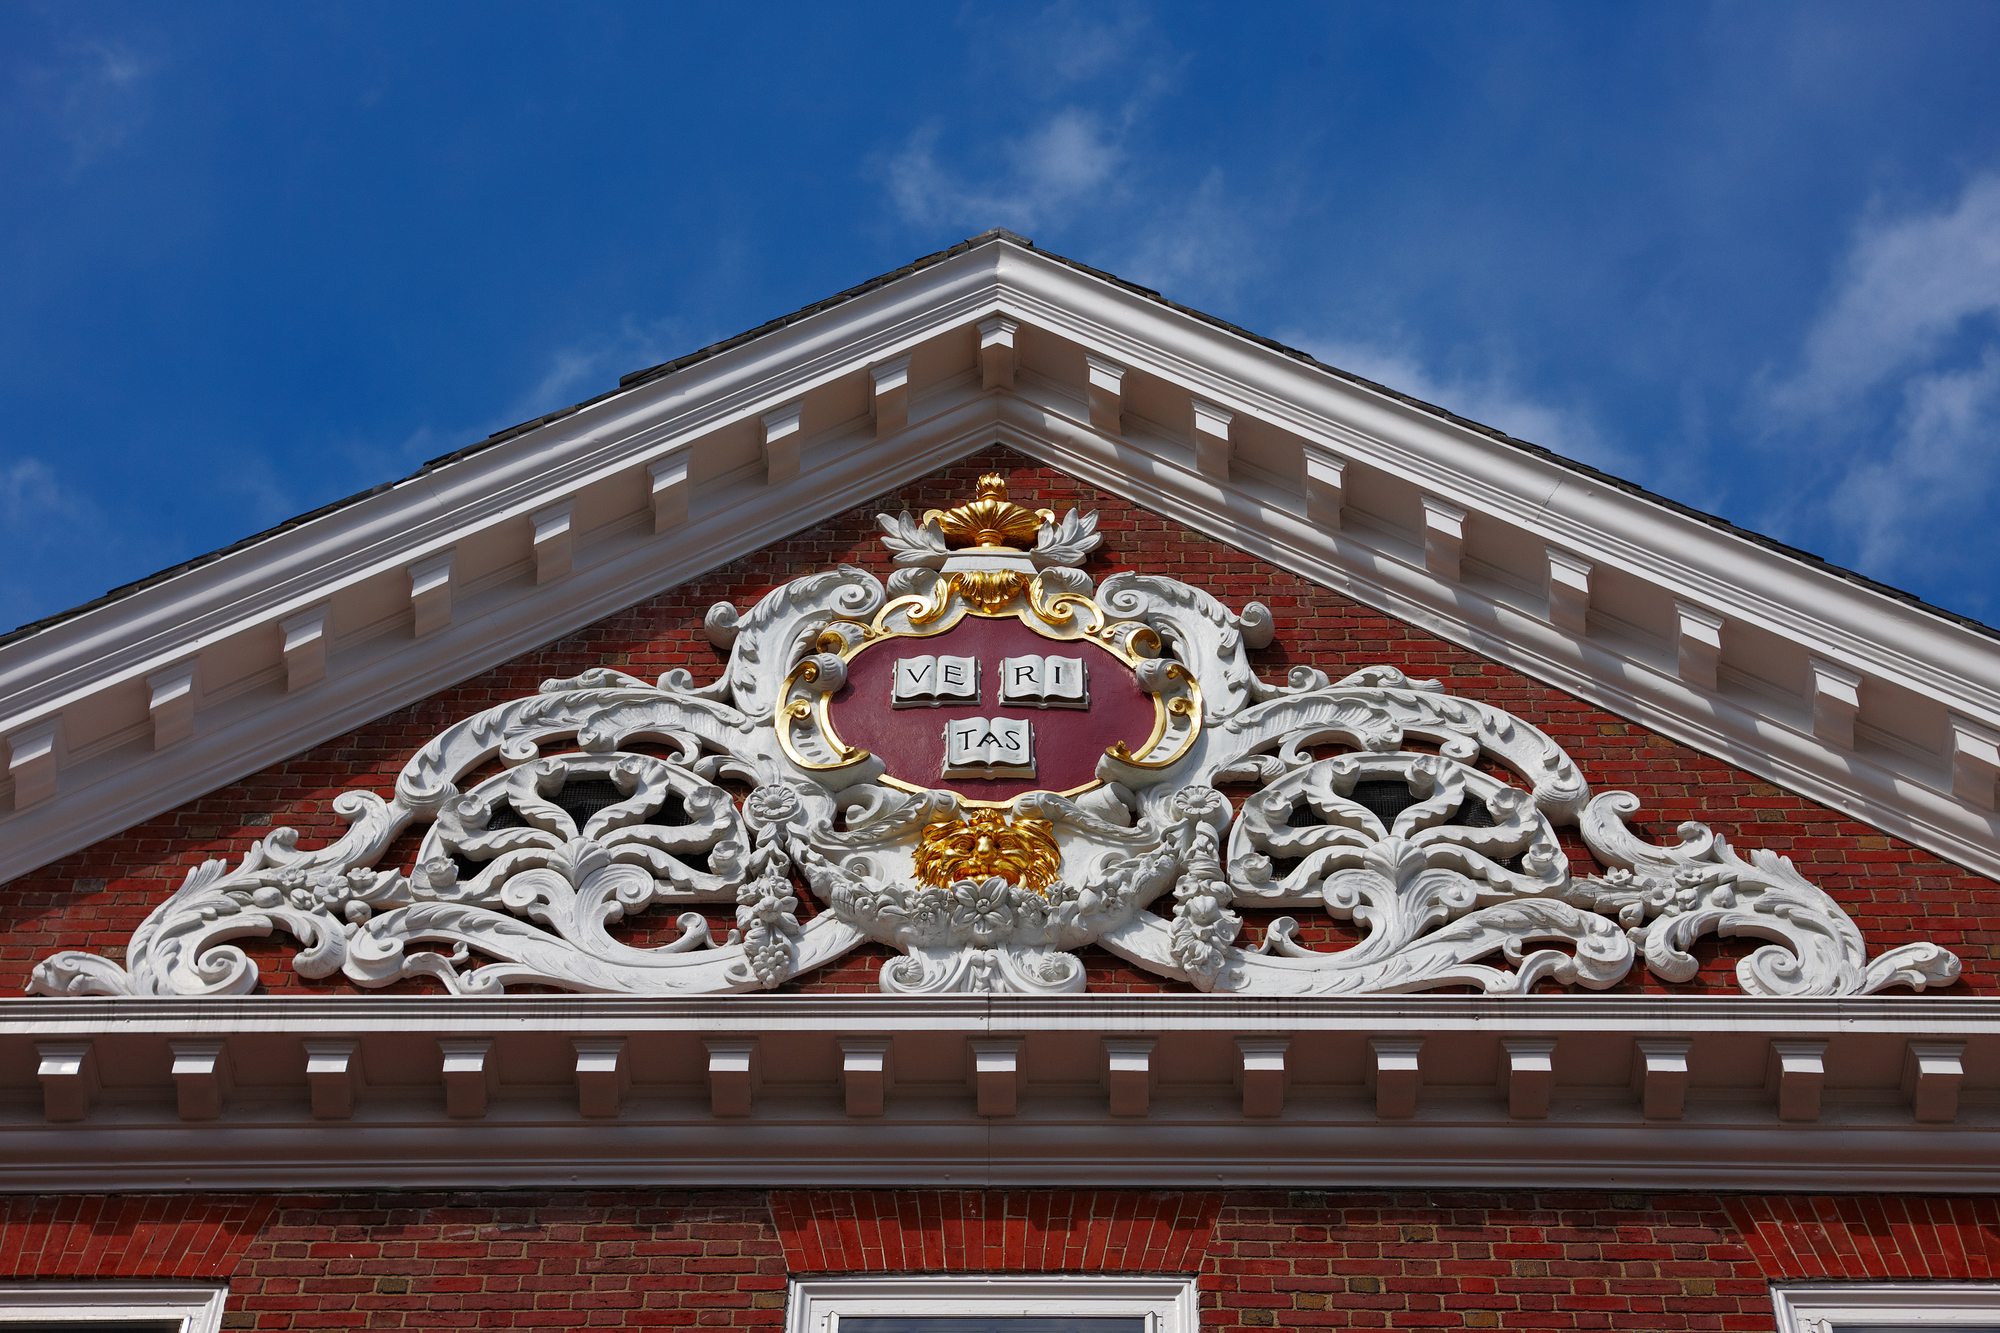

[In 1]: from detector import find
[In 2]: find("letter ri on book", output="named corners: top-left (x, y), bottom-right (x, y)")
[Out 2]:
top-left (943, 717), bottom-right (1034, 779)
top-left (999, 654), bottom-right (1087, 708)
top-left (891, 655), bottom-right (979, 707)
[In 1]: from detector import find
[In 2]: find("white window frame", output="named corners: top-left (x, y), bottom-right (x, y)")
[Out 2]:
top-left (786, 1275), bottom-right (1200, 1333)
top-left (0, 1283), bottom-right (228, 1332)
top-left (1773, 1281), bottom-right (2000, 1332)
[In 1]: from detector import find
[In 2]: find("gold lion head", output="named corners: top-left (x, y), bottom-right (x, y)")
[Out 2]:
top-left (913, 810), bottom-right (1060, 893)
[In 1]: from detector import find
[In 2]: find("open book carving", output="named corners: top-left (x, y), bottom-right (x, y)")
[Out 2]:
top-left (891, 655), bottom-right (980, 708)
top-left (942, 716), bottom-right (1035, 779)
top-left (997, 654), bottom-right (1088, 709)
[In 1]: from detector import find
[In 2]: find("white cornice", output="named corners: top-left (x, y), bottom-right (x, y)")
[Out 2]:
top-left (6, 992), bottom-right (2000, 1032)
top-left (2, 995), bottom-right (1998, 1193)
top-left (1, 236), bottom-right (1997, 885)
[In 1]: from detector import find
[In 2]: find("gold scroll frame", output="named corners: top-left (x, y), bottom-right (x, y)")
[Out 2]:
top-left (774, 575), bottom-right (1203, 808)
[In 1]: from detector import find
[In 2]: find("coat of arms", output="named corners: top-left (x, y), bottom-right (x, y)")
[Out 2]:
top-left (28, 472), bottom-right (1961, 998)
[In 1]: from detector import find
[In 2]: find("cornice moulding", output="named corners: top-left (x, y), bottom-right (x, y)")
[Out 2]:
top-left (4, 993), bottom-right (2000, 1194)
top-left (7, 993), bottom-right (2000, 1033)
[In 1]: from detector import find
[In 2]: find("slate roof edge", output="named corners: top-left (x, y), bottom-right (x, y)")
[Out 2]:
top-left (6, 228), bottom-right (1990, 650)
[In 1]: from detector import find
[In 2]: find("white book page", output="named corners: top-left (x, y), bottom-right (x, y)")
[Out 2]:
top-left (1044, 656), bottom-right (1085, 699)
top-left (891, 656), bottom-right (938, 701)
top-left (999, 654), bottom-right (1045, 704)
top-left (935, 655), bottom-right (978, 701)
top-left (942, 716), bottom-right (1034, 775)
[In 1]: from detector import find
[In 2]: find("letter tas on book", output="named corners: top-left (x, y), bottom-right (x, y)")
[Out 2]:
top-left (942, 716), bottom-right (1035, 779)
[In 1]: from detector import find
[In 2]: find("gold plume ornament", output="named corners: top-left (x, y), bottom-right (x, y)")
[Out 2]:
top-left (925, 474), bottom-right (1054, 549)
top-left (913, 810), bottom-right (1061, 893)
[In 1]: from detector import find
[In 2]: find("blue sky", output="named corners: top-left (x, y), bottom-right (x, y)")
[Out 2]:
top-left (5, 2), bottom-right (2000, 630)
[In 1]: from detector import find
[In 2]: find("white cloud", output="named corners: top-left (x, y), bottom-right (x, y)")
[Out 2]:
top-left (975, 3), bottom-right (1167, 97)
top-left (500, 315), bottom-right (692, 427)
top-left (1766, 174), bottom-right (2000, 578)
top-left (1034, 5), bottom-right (1152, 86)
top-left (1117, 167), bottom-right (1265, 304)
top-left (0, 457), bottom-right (93, 537)
top-left (883, 108), bottom-right (1126, 234)
top-left (877, 3), bottom-right (1179, 238)
top-left (17, 33), bottom-right (162, 170)
top-left (1769, 174), bottom-right (2000, 416)
top-left (1827, 347), bottom-right (2000, 572)
top-left (1289, 337), bottom-right (1627, 475)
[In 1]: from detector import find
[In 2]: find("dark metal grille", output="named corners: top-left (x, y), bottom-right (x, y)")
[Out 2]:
top-left (550, 778), bottom-right (628, 825)
top-left (451, 778), bottom-right (706, 883)
top-left (1285, 779), bottom-right (1498, 829)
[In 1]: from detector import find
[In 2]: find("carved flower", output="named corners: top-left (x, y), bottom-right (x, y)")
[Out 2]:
top-left (415, 857), bottom-right (459, 892)
top-left (745, 784), bottom-right (801, 826)
top-left (950, 877), bottom-right (1016, 944)
top-left (1171, 785), bottom-right (1230, 824)
top-left (909, 886), bottom-right (952, 929)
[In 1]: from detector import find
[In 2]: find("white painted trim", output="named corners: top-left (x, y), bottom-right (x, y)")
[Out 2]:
top-left (144, 661), bottom-right (198, 750)
top-left (871, 354), bottom-right (912, 438)
top-left (277, 604), bottom-right (328, 692)
top-left (978, 315), bottom-right (1018, 390)
top-left (2, 236), bottom-right (1999, 887)
top-left (786, 1276), bottom-right (1200, 1333)
top-left (1674, 600), bottom-right (1725, 691)
top-left (763, 401), bottom-right (805, 484)
top-left (0, 1282), bottom-right (227, 1331)
top-left (1301, 441), bottom-right (1344, 529)
top-left (1421, 494), bottom-right (1466, 581)
top-left (647, 449), bottom-right (692, 532)
top-left (1191, 397), bottom-right (1233, 480)
top-left (1085, 353), bottom-right (1126, 435)
top-left (1772, 1281), bottom-right (2000, 1332)
top-left (1810, 656), bottom-right (1864, 749)
top-left (2, 993), bottom-right (1998, 1193)
top-left (5, 716), bottom-right (62, 810)
top-left (407, 548), bottom-right (454, 638)
top-left (1544, 546), bottom-right (1593, 636)
top-left (8, 990), bottom-right (2000, 1035)
top-left (1953, 713), bottom-right (2000, 811)
top-left (529, 499), bottom-right (575, 584)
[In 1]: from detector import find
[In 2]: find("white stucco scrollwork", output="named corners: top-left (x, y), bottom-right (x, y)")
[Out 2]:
top-left (26, 483), bottom-right (1964, 1000)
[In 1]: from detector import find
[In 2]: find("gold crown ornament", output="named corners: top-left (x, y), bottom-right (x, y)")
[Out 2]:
top-left (924, 474), bottom-right (1055, 550)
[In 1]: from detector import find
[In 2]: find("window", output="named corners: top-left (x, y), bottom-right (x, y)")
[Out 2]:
top-left (838, 1322), bottom-right (1143, 1332)
top-left (0, 1284), bottom-right (227, 1333)
top-left (1773, 1282), bottom-right (2000, 1332)
top-left (786, 1277), bottom-right (1199, 1333)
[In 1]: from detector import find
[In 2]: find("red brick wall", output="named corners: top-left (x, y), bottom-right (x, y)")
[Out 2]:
top-left (0, 1193), bottom-right (273, 1280)
top-left (3, 446), bottom-right (1993, 995)
top-left (232, 1191), bottom-right (781, 1329)
top-left (769, 1190), bottom-right (1222, 1274)
top-left (7, 1188), bottom-right (1997, 1330)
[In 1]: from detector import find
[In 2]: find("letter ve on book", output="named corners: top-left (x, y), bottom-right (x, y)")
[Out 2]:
top-left (942, 717), bottom-right (1035, 779)
top-left (891, 654), bottom-right (980, 708)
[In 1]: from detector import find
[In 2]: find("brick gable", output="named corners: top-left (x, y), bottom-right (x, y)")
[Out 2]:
top-left (4, 446), bottom-right (1991, 996)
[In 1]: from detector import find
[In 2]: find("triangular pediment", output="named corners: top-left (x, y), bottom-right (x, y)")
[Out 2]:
top-left (2, 230), bottom-right (1997, 884)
